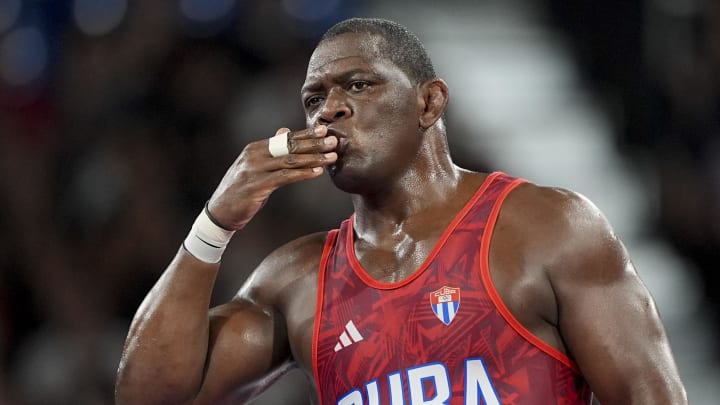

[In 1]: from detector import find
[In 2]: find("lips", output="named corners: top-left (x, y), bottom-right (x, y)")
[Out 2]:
top-left (325, 127), bottom-right (347, 175)
top-left (326, 127), bottom-right (347, 155)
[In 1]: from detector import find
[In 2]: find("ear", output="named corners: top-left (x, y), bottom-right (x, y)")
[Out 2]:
top-left (417, 78), bottom-right (449, 129)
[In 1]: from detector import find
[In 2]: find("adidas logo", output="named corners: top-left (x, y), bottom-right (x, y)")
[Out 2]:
top-left (334, 320), bottom-right (364, 352)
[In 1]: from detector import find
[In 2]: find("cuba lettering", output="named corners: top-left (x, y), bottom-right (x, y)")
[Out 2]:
top-left (336, 358), bottom-right (500, 405)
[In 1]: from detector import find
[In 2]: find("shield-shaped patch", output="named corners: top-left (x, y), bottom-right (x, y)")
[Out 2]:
top-left (430, 286), bottom-right (461, 325)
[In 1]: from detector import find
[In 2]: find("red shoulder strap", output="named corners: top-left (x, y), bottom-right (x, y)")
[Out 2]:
top-left (312, 228), bottom-right (340, 402)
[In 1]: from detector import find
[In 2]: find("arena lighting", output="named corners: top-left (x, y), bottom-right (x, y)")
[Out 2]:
top-left (0, 0), bottom-right (21, 34)
top-left (0, 26), bottom-right (47, 86)
top-left (73, 0), bottom-right (127, 36)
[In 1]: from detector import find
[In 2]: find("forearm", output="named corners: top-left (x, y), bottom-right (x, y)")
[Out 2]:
top-left (114, 125), bottom-right (333, 402)
top-left (116, 248), bottom-right (219, 404)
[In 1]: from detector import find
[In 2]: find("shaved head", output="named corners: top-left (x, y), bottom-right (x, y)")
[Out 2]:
top-left (319, 18), bottom-right (437, 85)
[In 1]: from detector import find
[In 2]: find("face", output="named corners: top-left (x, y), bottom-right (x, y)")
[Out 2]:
top-left (301, 33), bottom-right (423, 194)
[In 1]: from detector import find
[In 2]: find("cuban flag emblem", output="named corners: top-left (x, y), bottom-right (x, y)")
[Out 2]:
top-left (430, 286), bottom-right (461, 325)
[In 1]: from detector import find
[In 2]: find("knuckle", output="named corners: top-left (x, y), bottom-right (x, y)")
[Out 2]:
top-left (284, 155), bottom-right (299, 166)
top-left (244, 142), bottom-right (266, 158)
top-left (249, 139), bottom-right (266, 151)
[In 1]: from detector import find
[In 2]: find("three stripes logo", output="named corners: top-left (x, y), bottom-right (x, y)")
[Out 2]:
top-left (334, 320), bottom-right (364, 352)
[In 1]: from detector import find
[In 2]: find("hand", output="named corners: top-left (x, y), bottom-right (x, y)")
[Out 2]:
top-left (206, 125), bottom-right (337, 230)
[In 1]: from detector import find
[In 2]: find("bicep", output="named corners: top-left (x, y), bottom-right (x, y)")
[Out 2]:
top-left (194, 299), bottom-right (292, 404)
top-left (553, 236), bottom-right (685, 404)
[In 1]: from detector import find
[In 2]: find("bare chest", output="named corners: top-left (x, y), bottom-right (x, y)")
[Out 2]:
top-left (355, 236), bottom-right (437, 283)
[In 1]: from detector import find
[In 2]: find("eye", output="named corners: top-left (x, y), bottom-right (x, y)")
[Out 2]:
top-left (349, 81), bottom-right (370, 92)
top-left (304, 95), bottom-right (324, 109)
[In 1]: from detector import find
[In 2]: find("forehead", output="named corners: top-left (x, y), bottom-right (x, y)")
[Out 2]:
top-left (305, 33), bottom-right (396, 82)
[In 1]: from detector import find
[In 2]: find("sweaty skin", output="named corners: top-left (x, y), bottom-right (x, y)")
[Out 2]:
top-left (116, 31), bottom-right (687, 405)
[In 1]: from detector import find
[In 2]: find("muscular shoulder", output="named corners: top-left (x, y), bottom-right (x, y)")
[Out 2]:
top-left (235, 231), bottom-right (331, 309)
top-left (502, 182), bottom-right (623, 277)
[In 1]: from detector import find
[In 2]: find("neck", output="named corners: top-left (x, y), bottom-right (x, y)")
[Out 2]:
top-left (350, 137), bottom-right (463, 241)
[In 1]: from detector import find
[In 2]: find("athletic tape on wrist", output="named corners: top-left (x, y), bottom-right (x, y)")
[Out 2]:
top-left (183, 208), bottom-right (235, 263)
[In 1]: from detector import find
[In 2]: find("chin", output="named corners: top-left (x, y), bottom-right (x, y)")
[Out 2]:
top-left (328, 165), bottom-right (383, 196)
top-left (329, 171), bottom-right (358, 194)
top-left (329, 166), bottom-right (364, 194)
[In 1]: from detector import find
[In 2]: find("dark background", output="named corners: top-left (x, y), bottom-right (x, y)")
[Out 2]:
top-left (0, 0), bottom-right (717, 403)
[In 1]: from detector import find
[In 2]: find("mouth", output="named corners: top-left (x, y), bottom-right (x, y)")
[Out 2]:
top-left (325, 127), bottom-right (346, 143)
top-left (326, 127), bottom-right (348, 153)
top-left (326, 127), bottom-right (347, 173)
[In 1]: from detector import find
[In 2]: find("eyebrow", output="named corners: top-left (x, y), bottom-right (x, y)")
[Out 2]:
top-left (301, 68), bottom-right (376, 95)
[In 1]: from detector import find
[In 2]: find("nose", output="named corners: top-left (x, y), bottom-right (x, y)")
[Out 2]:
top-left (317, 87), bottom-right (351, 124)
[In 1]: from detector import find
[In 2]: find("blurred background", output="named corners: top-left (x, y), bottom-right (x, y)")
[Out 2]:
top-left (0, 0), bottom-right (718, 403)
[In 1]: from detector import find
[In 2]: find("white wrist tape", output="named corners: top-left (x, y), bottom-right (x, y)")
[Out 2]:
top-left (183, 208), bottom-right (235, 263)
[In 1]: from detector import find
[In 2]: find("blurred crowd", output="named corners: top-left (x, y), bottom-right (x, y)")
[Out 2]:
top-left (0, 0), bottom-right (717, 404)
top-left (0, 1), bottom-right (357, 403)
top-left (547, 0), bottom-right (720, 329)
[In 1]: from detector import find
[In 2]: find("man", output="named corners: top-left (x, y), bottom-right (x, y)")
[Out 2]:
top-left (116, 18), bottom-right (687, 404)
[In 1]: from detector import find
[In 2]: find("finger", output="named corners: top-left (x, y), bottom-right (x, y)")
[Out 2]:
top-left (269, 151), bottom-right (338, 170)
top-left (266, 166), bottom-right (326, 189)
top-left (298, 125), bottom-right (328, 139)
top-left (270, 126), bottom-right (330, 157)
top-left (288, 134), bottom-right (337, 155)
top-left (285, 125), bottom-right (327, 141)
top-left (275, 127), bottom-right (290, 136)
